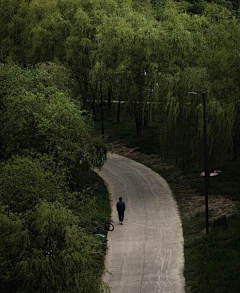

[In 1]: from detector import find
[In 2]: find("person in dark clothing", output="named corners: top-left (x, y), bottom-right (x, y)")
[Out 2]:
top-left (116, 197), bottom-right (125, 225)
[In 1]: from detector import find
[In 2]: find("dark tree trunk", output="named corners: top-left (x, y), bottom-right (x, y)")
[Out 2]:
top-left (233, 139), bottom-right (238, 160)
top-left (143, 103), bottom-right (149, 128)
top-left (108, 86), bottom-right (112, 112)
top-left (91, 82), bottom-right (98, 122)
top-left (83, 81), bottom-right (88, 109)
top-left (100, 82), bottom-right (104, 138)
top-left (134, 93), bottom-right (143, 137)
top-left (135, 118), bottom-right (142, 137)
top-left (134, 104), bottom-right (142, 137)
top-left (91, 97), bottom-right (96, 122)
top-left (74, 73), bottom-right (88, 109)
top-left (117, 98), bottom-right (121, 124)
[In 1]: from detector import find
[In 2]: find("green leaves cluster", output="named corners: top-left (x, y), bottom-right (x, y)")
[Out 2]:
top-left (1, 0), bottom-right (240, 168)
top-left (155, 1), bottom-right (240, 169)
top-left (0, 201), bottom-right (106, 293)
top-left (0, 156), bottom-right (64, 214)
top-left (0, 64), bottom-right (107, 168)
top-left (0, 64), bottom-right (108, 292)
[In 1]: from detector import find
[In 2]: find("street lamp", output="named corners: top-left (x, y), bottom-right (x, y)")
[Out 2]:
top-left (188, 92), bottom-right (209, 234)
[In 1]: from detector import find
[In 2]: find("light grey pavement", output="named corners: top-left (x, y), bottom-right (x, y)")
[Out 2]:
top-left (95, 153), bottom-right (185, 293)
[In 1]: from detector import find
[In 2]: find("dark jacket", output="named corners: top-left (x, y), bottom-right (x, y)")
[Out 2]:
top-left (116, 201), bottom-right (125, 213)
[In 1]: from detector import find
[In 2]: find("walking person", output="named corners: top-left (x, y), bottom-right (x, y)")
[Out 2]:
top-left (116, 197), bottom-right (125, 225)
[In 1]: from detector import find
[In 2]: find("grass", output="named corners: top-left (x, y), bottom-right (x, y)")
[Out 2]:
top-left (185, 215), bottom-right (240, 293)
top-left (186, 158), bottom-right (240, 202)
top-left (79, 168), bottom-right (111, 222)
top-left (70, 164), bottom-right (111, 224)
top-left (71, 165), bottom-right (111, 283)
top-left (94, 104), bottom-right (160, 154)
top-left (94, 105), bottom-right (240, 293)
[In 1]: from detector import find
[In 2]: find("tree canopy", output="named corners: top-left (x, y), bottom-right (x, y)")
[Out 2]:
top-left (1, 0), bottom-right (240, 290)
top-left (0, 63), bottom-right (108, 292)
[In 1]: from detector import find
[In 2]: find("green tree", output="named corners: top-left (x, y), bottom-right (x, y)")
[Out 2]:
top-left (156, 1), bottom-right (240, 169)
top-left (0, 0), bottom-right (69, 64)
top-left (94, 6), bottom-right (159, 136)
top-left (64, 3), bottom-right (95, 108)
top-left (0, 65), bottom-right (107, 168)
top-left (0, 202), bottom-right (108, 293)
top-left (0, 156), bottom-right (65, 214)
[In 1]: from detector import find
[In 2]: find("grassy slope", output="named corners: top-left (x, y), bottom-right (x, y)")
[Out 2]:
top-left (95, 106), bottom-right (240, 293)
top-left (76, 168), bottom-right (111, 289)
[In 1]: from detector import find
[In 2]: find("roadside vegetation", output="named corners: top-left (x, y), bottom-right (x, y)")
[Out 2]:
top-left (0, 65), bottom-right (110, 292)
top-left (96, 104), bottom-right (240, 293)
top-left (1, 0), bottom-right (240, 292)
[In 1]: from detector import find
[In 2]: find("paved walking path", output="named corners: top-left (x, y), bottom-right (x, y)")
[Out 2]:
top-left (95, 154), bottom-right (185, 293)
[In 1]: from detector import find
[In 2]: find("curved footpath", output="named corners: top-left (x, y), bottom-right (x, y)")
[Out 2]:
top-left (95, 153), bottom-right (185, 293)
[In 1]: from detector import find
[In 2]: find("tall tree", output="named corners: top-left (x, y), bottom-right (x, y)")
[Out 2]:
top-left (0, 65), bottom-right (107, 168)
top-left (0, 202), bottom-right (108, 293)
top-left (94, 6), bottom-right (159, 136)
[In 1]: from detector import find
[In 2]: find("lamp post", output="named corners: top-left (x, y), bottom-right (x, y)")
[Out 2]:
top-left (188, 92), bottom-right (209, 234)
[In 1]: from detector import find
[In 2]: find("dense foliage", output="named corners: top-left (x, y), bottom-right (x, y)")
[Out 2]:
top-left (0, 64), bottom-right (109, 292)
top-left (1, 0), bottom-right (240, 170)
top-left (1, 0), bottom-right (240, 292)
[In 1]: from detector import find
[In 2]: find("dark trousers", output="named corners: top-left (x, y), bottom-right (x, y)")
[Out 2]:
top-left (118, 211), bottom-right (124, 222)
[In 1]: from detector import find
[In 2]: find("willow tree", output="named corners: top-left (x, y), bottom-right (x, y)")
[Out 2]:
top-left (0, 0), bottom-right (23, 63)
top-left (155, 1), bottom-right (240, 169)
top-left (0, 202), bottom-right (109, 293)
top-left (194, 3), bottom-right (240, 162)
top-left (64, 1), bottom-right (96, 108)
top-left (0, 156), bottom-right (65, 214)
top-left (0, 64), bottom-right (109, 292)
top-left (0, 0), bottom-right (69, 65)
top-left (92, 5), bottom-right (132, 122)
top-left (93, 4), bottom-right (160, 136)
top-left (155, 1), bottom-right (206, 167)
top-left (154, 1), bottom-right (200, 167)
top-left (0, 65), bottom-right (107, 169)
top-left (0, 0), bottom-right (95, 107)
